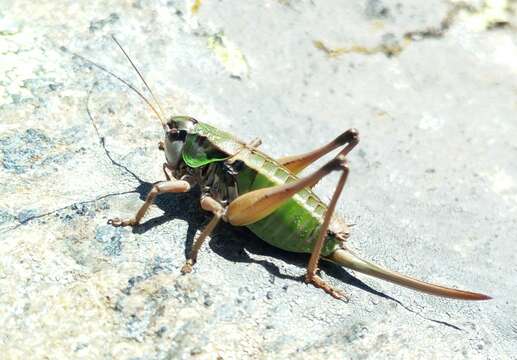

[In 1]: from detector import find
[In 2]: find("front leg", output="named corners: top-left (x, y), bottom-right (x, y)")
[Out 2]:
top-left (108, 179), bottom-right (191, 227)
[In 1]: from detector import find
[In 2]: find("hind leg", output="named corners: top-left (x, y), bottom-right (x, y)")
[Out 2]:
top-left (225, 156), bottom-right (347, 226)
top-left (305, 157), bottom-right (350, 300)
top-left (278, 128), bottom-right (358, 175)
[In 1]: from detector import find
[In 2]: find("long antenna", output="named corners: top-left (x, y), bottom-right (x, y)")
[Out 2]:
top-left (61, 46), bottom-right (166, 127)
top-left (111, 35), bottom-right (167, 124)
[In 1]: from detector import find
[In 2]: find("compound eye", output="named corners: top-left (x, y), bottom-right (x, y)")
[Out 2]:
top-left (177, 129), bottom-right (187, 141)
top-left (168, 129), bottom-right (187, 141)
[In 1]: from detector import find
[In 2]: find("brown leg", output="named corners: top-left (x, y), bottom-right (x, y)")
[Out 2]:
top-left (108, 179), bottom-right (191, 227)
top-left (162, 162), bottom-right (173, 181)
top-left (181, 196), bottom-right (225, 274)
top-left (305, 156), bottom-right (350, 300)
top-left (226, 156), bottom-right (346, 226)
top-left (278, 128), bottom-right (359, 175)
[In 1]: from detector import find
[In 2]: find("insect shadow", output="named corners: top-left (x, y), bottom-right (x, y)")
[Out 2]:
top-left (130, 179), bottom-right (393, 301)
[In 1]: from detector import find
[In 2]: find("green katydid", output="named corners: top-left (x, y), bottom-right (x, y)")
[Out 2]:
top-left (94, 37), bottom-right (490, 301)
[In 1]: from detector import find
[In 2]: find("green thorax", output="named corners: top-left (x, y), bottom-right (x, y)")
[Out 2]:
top-left (181, 121), bottom-right (245, 168)
top-left (182, 121), bottom-right (340, 256)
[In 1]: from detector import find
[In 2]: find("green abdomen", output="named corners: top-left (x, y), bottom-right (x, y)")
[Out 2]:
top-left (234, 150), bottom-right (339, 256)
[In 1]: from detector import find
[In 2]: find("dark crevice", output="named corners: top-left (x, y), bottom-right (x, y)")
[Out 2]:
top-left (403, 2), bottom-right (477, 41)
top-left (395, 299), bottom-right (463, 331)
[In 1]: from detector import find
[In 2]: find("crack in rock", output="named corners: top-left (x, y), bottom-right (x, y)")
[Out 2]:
top-left (0, 190), bottom-right (137, 234)
top-left (314, 1), bottom-right (515, 58)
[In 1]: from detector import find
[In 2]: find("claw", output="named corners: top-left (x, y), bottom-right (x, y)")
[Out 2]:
top-left (181, 260), bottom-right (194, 274)
top-left (107, 218), bottom-right (136, 227)
top-left (107, 218), bottom-right (121, 226)
top-left (305, 274), bottom-right (349, 302)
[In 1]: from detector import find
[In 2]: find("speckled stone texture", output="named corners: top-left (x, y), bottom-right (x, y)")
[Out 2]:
top-left (1, 1), bottom-right (516, 359)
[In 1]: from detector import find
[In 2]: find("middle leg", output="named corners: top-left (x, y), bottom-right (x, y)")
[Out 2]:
top-left (181, 195), bottom-right (225, 274)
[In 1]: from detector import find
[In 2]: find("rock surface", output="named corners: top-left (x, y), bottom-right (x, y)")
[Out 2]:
top-left (1, 0), bottom-right (516, 358)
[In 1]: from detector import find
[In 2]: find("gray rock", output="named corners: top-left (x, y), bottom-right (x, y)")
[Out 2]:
top-left (1, 129), bottom-right (52, 174)
top-left (95, 225), bottom-right (124, 257)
